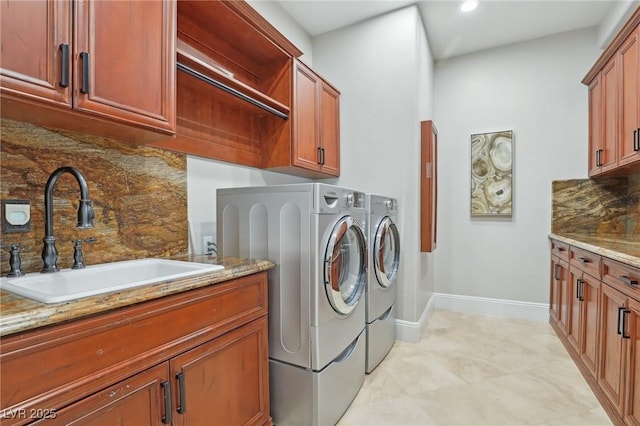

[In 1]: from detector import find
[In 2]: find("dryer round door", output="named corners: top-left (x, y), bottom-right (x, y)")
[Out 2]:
top-left (374, 216), bottom-right (400, 288)
top-left (324, 215), bottom-right (367, 316)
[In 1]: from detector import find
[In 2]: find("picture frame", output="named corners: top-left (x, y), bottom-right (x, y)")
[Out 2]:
top-left (470, 130), bottom-right (513, 217)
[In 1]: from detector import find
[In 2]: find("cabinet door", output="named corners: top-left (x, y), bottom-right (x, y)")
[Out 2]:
top-left (580, 273), bottom-right (600, 378)
top-left (618, 25), bottom-right (640, 167)
top-left (550, 256), bottom-right (566, 325)
top-left (626, 297), bottom-right (640, 426)
top-left (37, 363), bottom-right (170, 426)
top-left (74, 0), bottom-right (175, 132)
top-left (319, 82), bottom-right (340, 175)
top-left (588, 74), bottom-right (603, 176)
top-left (421, 120), bottom-right (438, 253)
top-left (557, 259), bottom-right (571, 335)
top-left (0, 0), bottom-right (71, 106)
top-left (293, 61), bottom-right (321, 172)
top-left (599, 284), bottom-right (628, 415)
top-left (171, 317), bottom-right (270, 426)
top-left (567, 269), bottom-right (582, 353)
top-left (601, 57), bottom-right (619, 173)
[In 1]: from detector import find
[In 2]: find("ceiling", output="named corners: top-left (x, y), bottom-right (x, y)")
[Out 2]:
top-left (276, 0), bottom-right (616, 60)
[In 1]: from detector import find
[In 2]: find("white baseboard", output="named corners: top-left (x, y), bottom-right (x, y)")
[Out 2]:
top-left (395, 295), bottom-right (435, 342)
top-left (432, 292), bottom-right (548, 323)
top-left (395, 293), bottom-right (548, 343)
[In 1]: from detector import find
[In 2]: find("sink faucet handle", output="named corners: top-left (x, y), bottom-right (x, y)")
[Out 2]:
top-left (2, 243), bottom-right (24, 277)
top-left (72, 237), bottom-right (96, 270)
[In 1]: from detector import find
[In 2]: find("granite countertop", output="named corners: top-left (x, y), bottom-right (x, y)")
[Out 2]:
top-left (0, 256), bottom-right (274, 337)
top-left (549, 233), bottom-right (640, 268)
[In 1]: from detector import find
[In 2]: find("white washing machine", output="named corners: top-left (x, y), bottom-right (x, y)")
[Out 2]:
top-left (217, 183), bottom-right (367, 426)
top-left (364, 194), bottom-right (400, 373)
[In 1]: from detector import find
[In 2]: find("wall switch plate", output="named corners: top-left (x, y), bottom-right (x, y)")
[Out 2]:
top-left (203, 236), bottom-right (216, 255)
top-left (2, 199), bottom-right (31, 233)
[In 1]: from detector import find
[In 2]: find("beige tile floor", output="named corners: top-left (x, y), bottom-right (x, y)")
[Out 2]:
top-left (337, 309), bottom-right (612, 426)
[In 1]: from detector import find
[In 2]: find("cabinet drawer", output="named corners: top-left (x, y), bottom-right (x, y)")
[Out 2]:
top-left (570, 246), bottom-right (602, 279)
top-left (0, 272), bottom-right (268, 422)
top-left (603, 257), bottom-right (640, 300)
top-left (551, 239), bottom-right (570, 262)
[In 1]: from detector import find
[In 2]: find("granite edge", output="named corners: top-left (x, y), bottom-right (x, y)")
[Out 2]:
top-left (549, 233), bottom-right (640, 269)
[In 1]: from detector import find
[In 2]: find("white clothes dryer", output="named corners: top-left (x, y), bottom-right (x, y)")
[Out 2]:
top-left (364, 194), bottom-right (400, 373)
top-left (217, 183), bottom-right (367, 426)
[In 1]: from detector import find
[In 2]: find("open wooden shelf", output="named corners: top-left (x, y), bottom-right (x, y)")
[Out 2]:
top-left (150, 0), bottom-right (301, 167)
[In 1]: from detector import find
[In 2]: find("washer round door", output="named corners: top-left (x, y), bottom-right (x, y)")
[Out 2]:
top-left (324, 215), bottom-right (367, 316)
top-left (374, 216), bottom-right (400, 288)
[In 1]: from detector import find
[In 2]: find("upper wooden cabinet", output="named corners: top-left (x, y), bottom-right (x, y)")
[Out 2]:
top-left (584, 7), bottom-right (640, 177)
top-left (263, 59), bottom-right (340, 178)
top-left (150, 0), bottom-right (299, 168)
top-left (150, 1), bottom-right (341, 178)
top-left (0, 0), bottom-right (176, 144)
top-left (619, 23), bottom-right (640, 168)
top-left (292, 59), bottom-right (340, 177)
top-left (0, 0), bottom-right (72, 106)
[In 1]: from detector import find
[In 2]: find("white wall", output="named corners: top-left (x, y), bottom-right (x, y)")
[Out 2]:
top-left (433, 28), bottom-right (600, 307)
top-left (312, 6), bottom-right (436, 327)
top-left (187, 2), bottom-right (312, 254)
top-left (248, 0), bottom-right (314, 64)
top-left (596, 0), bottom-right (639, 49)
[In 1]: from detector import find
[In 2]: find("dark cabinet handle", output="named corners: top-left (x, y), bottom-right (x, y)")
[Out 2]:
top-left (554, 264), bottom-right (560, 281)
top-left (620, 275), bottom-right (639, 286)
top-left (80, 52), bottom-right (90, 94)
top-left (176, 372), bottom-right (187, 414)
top-left (617, 308), bottom-right (631, 339)
top-left (621, 309), bottom-right (631, 339)
top-left (634, 129), bottom-right (639, 152)
top-left (576, 279), bottom-right (584, 301)
top-left (316, 147), bottom-right (325, 165)
top-left (556, 247), bottom-right (565, 252)
top-left (578, 257), bottom-right (589, 264)
top-left (576, 278), bottom-right (582, 300)
top-left (617, 307), bottom-right (623, 335)
top-left (161, 380), bottom-right (172, 424)
top-left (60, 44), bottom-right (70, 88)
top-left (596, 149), bottom-right (604, 167)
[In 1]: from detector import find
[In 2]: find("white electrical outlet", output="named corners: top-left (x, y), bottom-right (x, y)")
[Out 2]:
top-left (203, 236), bottom-right (216, 255)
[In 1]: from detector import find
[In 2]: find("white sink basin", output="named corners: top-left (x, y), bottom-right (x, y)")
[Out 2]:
top-left (0, 259), bottom-right (224, 304)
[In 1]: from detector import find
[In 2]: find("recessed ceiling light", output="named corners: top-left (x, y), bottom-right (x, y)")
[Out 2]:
top-left (460, 0), bottom-right (478, 12)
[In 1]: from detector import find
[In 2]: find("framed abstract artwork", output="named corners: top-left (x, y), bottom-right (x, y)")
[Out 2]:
top-left (470, 130), bottom-right (513, 217)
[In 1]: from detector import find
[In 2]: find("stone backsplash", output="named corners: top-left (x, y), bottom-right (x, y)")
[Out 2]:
top-left (552, 175), bottom-right (639, 238)
top-left (0, 120), bottom-right (188, 275)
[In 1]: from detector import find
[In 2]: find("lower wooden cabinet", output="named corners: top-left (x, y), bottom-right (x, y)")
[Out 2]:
top-left (599, 283), bottom-right (629, 415)
top-left (32, 364), bottom-right (171, 425)
top-left (170, 317), bottom-right (269, 426)
top-left (550, 254), bottom-right (570, 333)
top-left (580, 273), bottom-right (600, 377)
top-left (39, 318), bottom-right (269, 426)
top-left (566, 268), bottom-right (600, 378)
top-left (0, 272), bottom-right (270, 426)
top-left (549, 238), bottom-right (640, 426)
top-left (626, 298), bottom-right (640, 426)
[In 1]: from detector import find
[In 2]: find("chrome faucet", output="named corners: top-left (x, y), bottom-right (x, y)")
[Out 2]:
top-left (41, 167), bottom-right (95, 273)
